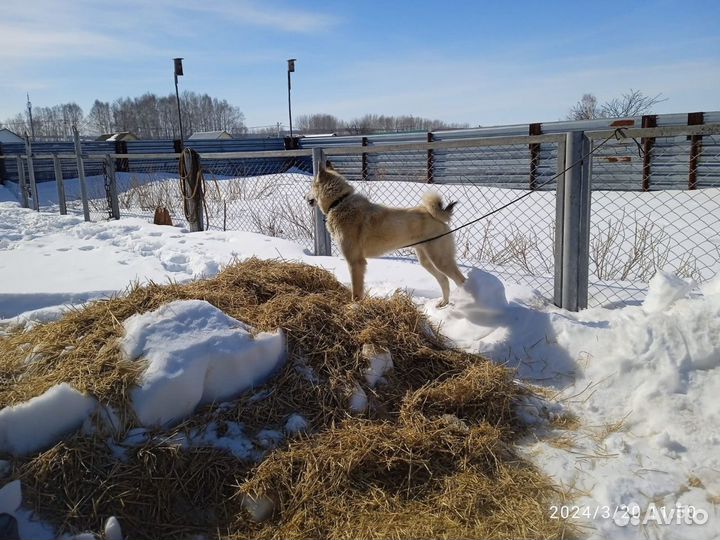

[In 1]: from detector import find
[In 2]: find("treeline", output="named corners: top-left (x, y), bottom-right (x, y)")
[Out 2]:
top-left (294, 113), bottom-right (470, 135)
top-left (1, 92), bottom-right (247, 140)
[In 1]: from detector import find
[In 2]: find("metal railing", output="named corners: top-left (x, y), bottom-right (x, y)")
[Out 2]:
top-left (2, 124), bottom-right (718, 310)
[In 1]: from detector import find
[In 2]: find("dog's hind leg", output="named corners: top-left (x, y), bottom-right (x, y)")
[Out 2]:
top-left (416, 247), bottom-right (451, 306)
top-left (348, 258), bottom-right (367, 301)
top-left (425, 238), bottom-right (466, 287)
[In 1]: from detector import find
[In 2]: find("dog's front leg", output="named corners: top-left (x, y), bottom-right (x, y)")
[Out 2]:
top-left (348, 259), bottom-right (367, 301)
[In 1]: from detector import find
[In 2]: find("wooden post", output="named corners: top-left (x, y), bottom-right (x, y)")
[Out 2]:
top-left (105, 154), bottom-right (120, 219)
top-left (529, 123), bottom-right (542, 190)
top-left (427, 132), bottom-right (434, 184)
top-left (361, 137), bottom-right (369, 182)
top-left (24, 136), bottom-right (40, 210)
top-left (16, 157), bottom-right (29, 208)
top-left (181, 148), bottom-right (204, 231)
top-left (72, 125), bottom-right (91, 221)
top-left (688, 112), bottom-right (704, 190)
top-left (641, 115), bottom-right (657, 191)
top-left (52, 154), bottom-right (67, 215)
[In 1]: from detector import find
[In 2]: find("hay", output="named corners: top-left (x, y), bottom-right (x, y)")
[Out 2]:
top-left (232, 416), bottom-right (569, 540)
top-left (1, 258), bottom-right (570, 539)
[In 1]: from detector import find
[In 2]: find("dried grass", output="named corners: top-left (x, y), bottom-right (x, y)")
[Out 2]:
top-left (1, 258), bottom-right (571, 539)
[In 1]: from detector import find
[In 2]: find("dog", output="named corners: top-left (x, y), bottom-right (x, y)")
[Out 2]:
top-left (307, 161), bottom-right (466, 306)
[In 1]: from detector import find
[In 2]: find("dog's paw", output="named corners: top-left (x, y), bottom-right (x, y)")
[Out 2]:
top-left (435, 299), bottom-right (449, 308)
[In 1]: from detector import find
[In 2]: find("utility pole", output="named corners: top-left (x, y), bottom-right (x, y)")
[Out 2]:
top-left (287, 58), bottom-right (296, 138)
top-left (26, 93), bottom-right (35, 141)
top-left (173, 58), bottom-right (185, 148)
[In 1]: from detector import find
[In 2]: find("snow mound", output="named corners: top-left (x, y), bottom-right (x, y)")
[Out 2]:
top-left (121, 300), bottom-right (286, 426)
top-left (431, 268), bottom-right (510, 346)
top-left (0, 383), bottom-right (97, 455)
top-left (642, 270), bottom-right (694, 313)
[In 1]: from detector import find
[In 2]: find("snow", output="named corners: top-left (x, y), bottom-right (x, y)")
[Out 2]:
top-left (349, 385), bottom-right (368, 413)
top-left (0, 480), bottom-right (21, 515)
top-left (0, 383), bottom-right (97, 455)
top-left (189, 421), bottom-right (255, 460)
top-left (362, 344), bottom-right (394, 388)
top-left (1, 194), bottom-right (719, 538)
top-left (121, 300), bottom-right (286, 426)
top-left (103, 516), bottom-right (123, 540)
top-left (285, 413), bottom-right (308, 434)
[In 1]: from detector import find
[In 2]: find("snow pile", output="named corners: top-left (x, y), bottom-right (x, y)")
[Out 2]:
top-left (434, 268), bottom-right (720, 539)
top-left (0, 384), bottom-right (96, 455)
top-left (428, 268), bottom-right (509, 350)
top-left (121, 300), bottom-right (286, 426)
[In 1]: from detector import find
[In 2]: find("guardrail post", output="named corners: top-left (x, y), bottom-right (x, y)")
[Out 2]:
top-left (105, 154), bottom-right (120, 219)
top-left (72, 125), bottom-right (91, 221)
top-left (16, 156), bottom-right (29, 208)
top-left (361, 137), bottom-right (369, 181)
top-left (558, 131), bottom-right (590, 311)
top-left (427, 132), bottom-right (435, 183)
top-left (52, 154), bottom-right (67, 215)
top-left (312, 147), bottom-right (332, 256)
top-left (529, 123), bottom-right (542, 190)
top-left (24, 136), bottom-right (40, 211)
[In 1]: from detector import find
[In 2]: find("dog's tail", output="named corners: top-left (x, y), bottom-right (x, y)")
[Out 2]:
top-left (422, 192), bottom-right (457, 224)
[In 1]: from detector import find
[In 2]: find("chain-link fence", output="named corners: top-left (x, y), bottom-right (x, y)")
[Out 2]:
top-left (2, 123), bottom-right (718, 310)
top-left (587, 126), bottom-right (720, 306)
top-left (320, 135), bottom-right (565, 300)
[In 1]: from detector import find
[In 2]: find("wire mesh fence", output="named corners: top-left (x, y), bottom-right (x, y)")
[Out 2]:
top-left (587, 129), bottom-right (720, 306)
top-left (323, 136), bottom-right (564, 300)
top-left (2, 123), bottom-right (718, 310)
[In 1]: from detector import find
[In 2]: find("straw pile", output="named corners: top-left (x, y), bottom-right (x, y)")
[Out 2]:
top-left (1, 258), bottom-right (571, 539)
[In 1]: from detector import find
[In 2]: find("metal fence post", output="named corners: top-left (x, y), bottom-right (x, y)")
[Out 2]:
top-left (105, 154), bottom-right (120, 219)
top-left (52, 154), bottom-right (67, 215)
top-left (553, 138), bottom-right (566, 308)
top-left (24, 136), bottom-right (40, 211)
top-left (16, 156), bottom-right (29, 208)
top-left (72, 125), bottom-right (91, 221)
top-left (311, 147), bottom-right (332, 256)
top-left (559, 131), bottom-right (591, 311)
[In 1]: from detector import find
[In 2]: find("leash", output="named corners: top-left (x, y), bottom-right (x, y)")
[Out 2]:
top-left (400, 127), bottom-right (641, 249)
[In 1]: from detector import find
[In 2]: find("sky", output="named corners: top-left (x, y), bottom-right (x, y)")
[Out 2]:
top-left (1, 0), bottom-right (719, 130)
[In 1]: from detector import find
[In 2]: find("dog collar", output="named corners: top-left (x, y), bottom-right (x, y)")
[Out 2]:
top-left (327, 193), bottom-right (349, 213)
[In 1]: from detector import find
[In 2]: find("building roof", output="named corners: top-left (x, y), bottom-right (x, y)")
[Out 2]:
top-left (0, 128), bottom-right (24, 143)
top-left (187, 130), bottom-right (233, 140)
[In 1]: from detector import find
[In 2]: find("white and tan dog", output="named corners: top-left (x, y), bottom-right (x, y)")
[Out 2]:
top-left (308, 161), bottom-right (466, 306)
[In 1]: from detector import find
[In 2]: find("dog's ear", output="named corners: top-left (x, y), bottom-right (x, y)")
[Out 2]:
top-left (325, 160), bottom-right (335, 171)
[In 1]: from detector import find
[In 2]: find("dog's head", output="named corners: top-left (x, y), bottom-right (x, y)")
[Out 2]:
top-left (306, 160), bottom-right (353, 214)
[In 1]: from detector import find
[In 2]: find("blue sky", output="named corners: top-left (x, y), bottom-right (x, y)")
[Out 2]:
top-left (2, 0), bottom-right (719, 129)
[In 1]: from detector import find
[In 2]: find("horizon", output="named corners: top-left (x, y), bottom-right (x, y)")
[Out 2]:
top-left (2, 0), bottom-right (719, 130)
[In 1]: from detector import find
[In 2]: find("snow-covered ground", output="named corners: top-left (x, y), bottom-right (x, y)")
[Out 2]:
top-left (0, 186), bottom-right (719, 539)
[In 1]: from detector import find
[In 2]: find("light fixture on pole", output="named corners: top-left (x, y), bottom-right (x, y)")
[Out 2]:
top-left (287, 58), bottom-right (296, 138)
top-left (173, 57), bottom-right (185, 148)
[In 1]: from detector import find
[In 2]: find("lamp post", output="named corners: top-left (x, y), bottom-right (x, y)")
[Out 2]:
top-left (173, 57), bottom-right (185, 148)
top-left (287, 58), bottom-right (296, 138)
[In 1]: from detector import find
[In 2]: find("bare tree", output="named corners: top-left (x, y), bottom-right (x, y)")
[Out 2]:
top-left (600, 89), bottom-right (667, 118)
top-left (567, 89), bottom-right (666, 120)
top-left (568, 94), bottom-right (599, 120)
